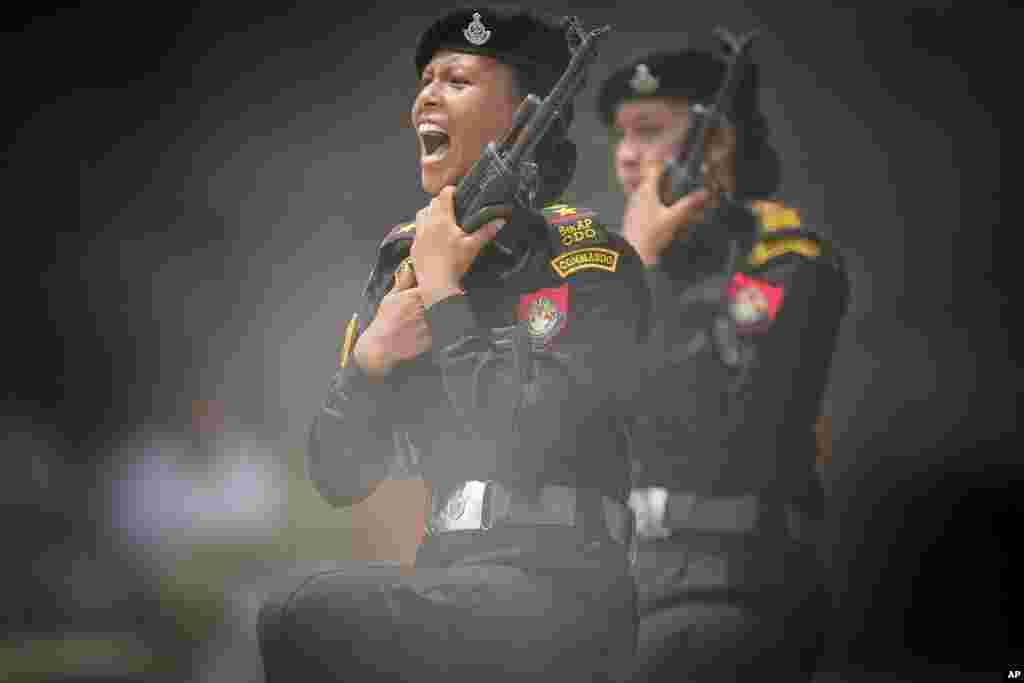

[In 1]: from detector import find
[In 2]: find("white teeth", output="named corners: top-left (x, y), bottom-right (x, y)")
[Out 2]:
top-left (418, 122), bottom-right (447, 135)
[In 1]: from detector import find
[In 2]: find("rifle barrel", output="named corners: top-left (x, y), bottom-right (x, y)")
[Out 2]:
top-left (505, 23), bottom-right (610, 168)
top-left (659, 27), bottom-right (761, 205)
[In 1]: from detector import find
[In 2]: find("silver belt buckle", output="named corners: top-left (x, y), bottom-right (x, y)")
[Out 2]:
top-left (628, 486), bottom-right (673, 540)
top-left (435, 480), bottom-right (490, 532)
top-left (433, 481), bottom-right (633, 547)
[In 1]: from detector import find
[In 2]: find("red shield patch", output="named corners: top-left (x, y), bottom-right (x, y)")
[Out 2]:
top-left (517, 284), bottom-right (569, 348)
top-left (726, 273), bottom-right (784, 333)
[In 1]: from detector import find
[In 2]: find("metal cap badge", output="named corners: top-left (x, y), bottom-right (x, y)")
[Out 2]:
top-left (629, 63), bottom-right (659, 95)
top-left (463, 12), bottom-right (492, 46)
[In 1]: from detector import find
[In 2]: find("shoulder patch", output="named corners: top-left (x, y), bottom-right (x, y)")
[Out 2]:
top-left (551, 247), bottom-right (620, 278)
top-left (542, 203), bottom-right (585, 223)
top-left (726, 273), bottom-right (784, 333)
top-left (748, 237), bottom-right (821, 267)
top-left (542, 203), bottom-right (608, 248)
top-left (751, 201), bottom-right (801, 231)
top-left (518, 284), bottom-right (569, 349)
top-left (746, 201), bottom-right (824, 267)
top-left (542, 205), bottom-right (628, 278)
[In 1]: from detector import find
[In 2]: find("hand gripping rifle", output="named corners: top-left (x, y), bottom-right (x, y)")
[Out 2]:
top-left (657, 27), bottom-right (760, 206)
top-left (647, 29), bottom-right (770, 376)
top-left (454, 17), bottom-right (612, 233)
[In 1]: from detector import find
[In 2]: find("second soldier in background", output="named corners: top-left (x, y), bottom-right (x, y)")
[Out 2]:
top-left (597, 45), bottom-right (850, 681)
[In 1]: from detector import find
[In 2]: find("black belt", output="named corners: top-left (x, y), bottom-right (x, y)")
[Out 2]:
top-left (631, 488), bottom-right (820, 544)
top-left (430, 480), bottom-right (634, 547)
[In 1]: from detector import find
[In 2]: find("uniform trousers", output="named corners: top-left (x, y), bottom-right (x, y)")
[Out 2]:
top-left (258, 525), bottom-right (636, 683)
top-left (630, 529), bottom-right (829, 682)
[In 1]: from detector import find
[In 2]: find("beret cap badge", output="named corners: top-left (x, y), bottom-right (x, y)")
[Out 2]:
top-left (629, 63), bottom-right (660, 95)
top-left (463, 12), bottom-right (492, 46)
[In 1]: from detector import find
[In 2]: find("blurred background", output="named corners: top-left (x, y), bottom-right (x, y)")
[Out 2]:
top-left (6, 1), bottom-right (1014, 681)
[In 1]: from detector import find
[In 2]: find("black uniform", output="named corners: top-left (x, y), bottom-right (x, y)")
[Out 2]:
top-left (597, 46), bottom-right (851, 681)
top-left (257, 202), bottom-right (650, 682)
top-left (629, 199), bottom-right (849, 681)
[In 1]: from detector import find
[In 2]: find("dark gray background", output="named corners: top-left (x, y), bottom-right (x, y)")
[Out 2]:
top-left (7, 1), bottom-right (1015, 679)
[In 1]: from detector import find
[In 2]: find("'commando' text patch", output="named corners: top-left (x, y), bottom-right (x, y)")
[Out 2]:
top-left (550, 247), bottom-right (619, 278)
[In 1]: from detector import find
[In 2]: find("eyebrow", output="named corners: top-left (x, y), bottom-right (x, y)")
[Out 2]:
top-left (419, 54), bottom-right (476, 84)
top-left (616, 113), bottom-right (666, 127)
top-left (428, 54), bottom-right (471, 70)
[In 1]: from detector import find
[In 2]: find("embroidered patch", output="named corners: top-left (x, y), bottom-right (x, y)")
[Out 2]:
top-left (339, 313), bottom-right (358, 368)
top-left (556, 216), bottom-right (607, 247)
top-left (748, 237), bottom-right (820, 267)
top-left (393, 255), bottom-right (415, 283)
top-left (726, 273), bottom-right (783, 332)
top-left (752, 201), bottom-right (801, 231)
top-left (545, 204), bottom-right (579, 219)
top-left (551, 247), bottom-right (619, 278)
top-left (518, 285), bottom-right (569, 348)
top-left (546, 207), bottom-right (596, 227)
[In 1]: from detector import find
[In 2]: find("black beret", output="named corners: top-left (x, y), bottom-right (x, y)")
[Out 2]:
top-left (597, 48), bottom-right (780, 199)
top-left (414, 5), bottom-right (572, 98)
top-left (596, 49), bottom-right (759, 127)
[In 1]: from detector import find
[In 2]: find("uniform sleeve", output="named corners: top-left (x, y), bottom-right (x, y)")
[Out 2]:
top-left (640, 265), bottom-right (681, 370)
top-left (306, 265), bottom-right (416, 508)
top-left (640, 197), bottom-right (758, 378)
top-left (723, 252), bottom-right (849, 488)
top-left (424, 236), bottom-right (651, 462)
top-left (556, 247), bottom-right (652, 399)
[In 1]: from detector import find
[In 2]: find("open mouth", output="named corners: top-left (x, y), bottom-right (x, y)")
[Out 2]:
top-left (419, 123), bottom-right (450, 161)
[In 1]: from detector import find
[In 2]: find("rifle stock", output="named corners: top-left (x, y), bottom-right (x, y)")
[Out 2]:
top-left (455, 17), bottom-right (612, 233)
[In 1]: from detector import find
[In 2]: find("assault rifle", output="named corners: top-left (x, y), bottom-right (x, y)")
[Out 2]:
top-left (658, 27), bottom-right (760, 206)
top-left (454, 16), bottom-right (612, 233)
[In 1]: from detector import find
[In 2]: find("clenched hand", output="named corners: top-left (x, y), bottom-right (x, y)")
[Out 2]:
top-left (411, 186), bottom-right (506, 308)
top-left (622, 158), bottom-right (711, 266)
top-left (353, 264), bottom-right (433, 379)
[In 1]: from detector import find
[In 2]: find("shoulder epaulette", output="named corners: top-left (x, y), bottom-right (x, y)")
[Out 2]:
top-left (362, 220), bottom-right (415, 298)
top-left (746, 200), bottom-right (837, 269)
top-left (381, 220), bottom-right (416, 248)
